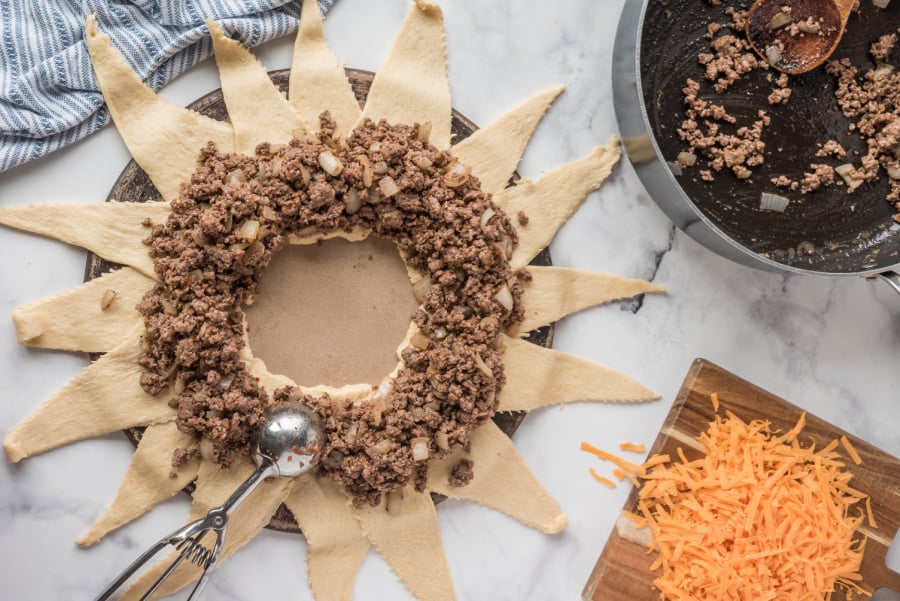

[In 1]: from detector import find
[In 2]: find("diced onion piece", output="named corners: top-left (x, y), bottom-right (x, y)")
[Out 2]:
top-left (318, 151), bottom-right (343, 176)
top-left (323, 450), bottom-right (344, 469)
top-left (373, 161), bottom-right (389, 175)
top-left (796, 20), bottom-right (819, 34)
top-left (413, 155), bottom-right (433, 170)
top-left (472, 353), bottom-right (493, 379)
top-left (766, 45), bottom-right (783, 65)
top-left (199, 437), bottom-right (215, 461)
top-left (887, 163), bottom-right (900, 180)
top-left (219, 376), bottom-right (233, 389)
top-left (300, 165), bottom-right (312, 185)
top-left (835, 163), bottom-right (854, 177)
top-left (270, 156), bottom-right (284, 177)
top-left (379, 176), bottom-right (400, 198)
top-left (100, 288), bottom-right (118, 311)
top-left (835, 163), bottom-right (863, 190)
top-left (411, 437), bottom-right (430, 462)
top-left (873, 0), bottom-right (890, 8)
top-left (667, 161), bottom-right (683, 176)
top-left (370, 143), bottom-right (381, 153)
top-left (760, 192), bottom-right (790, 212)
top-left (369, 395), bottom-right (387, 426)
top-left (434, 431), bottom-right (450, 451)
top-left (244, 240), bottom-right (265, 262)
top-left (873, 64), bottom-right (894, 79)
top-left (261, 206), bottom-right (278, 221)
top-left (433, 327), bottom-right (448, 340)
top-left (240, 219), bottom-right (260, 241)
top-left (365, 439), bottom-right (393, 458)
top-left (480, 207), bottom-right (496, 228)
top-left (417, 122), bottom-right (432, 142)
top-left (677, 151), bottom-right (697, 167)
top-left (160, 298), bottom-right (177, 316)
top-left (412, 275), bottom-right (432, 302)
top-left (344, 189), bottom-right (362, 214)
top-left (410, 331), bottom-right (430, 350)
top-left (226, 169), bottom-right (246, 185)
top-left (769, 11), bottom-right (792, 30)
top-left (494, 284), bottom-right (514, 313)
top-left (444, 161), bottom-right (471, 187)
top-left (372, 378), bottom-right (393, 402)
top-left (359, 155), bottom-right (374, 188)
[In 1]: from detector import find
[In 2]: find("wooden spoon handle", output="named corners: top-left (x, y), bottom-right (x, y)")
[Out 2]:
top-left (835, 0), bottom-right (857, 23)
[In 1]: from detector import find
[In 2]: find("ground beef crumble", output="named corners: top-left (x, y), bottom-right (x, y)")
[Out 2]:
top-left (677, 10), bottom-right (779, 183)
top-left (448, 459), bottom-right (474, 487)
top-left (825, 32), bottom-right (900, 212)
top-left (138, 113), bottom-right (527, 505)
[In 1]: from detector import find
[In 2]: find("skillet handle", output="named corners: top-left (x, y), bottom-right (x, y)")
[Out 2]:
top-left (871, 271), bottom-right (900, 296)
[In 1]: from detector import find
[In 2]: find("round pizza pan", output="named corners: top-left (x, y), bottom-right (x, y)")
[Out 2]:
top-left (85, 68), bottom-right (553, 531)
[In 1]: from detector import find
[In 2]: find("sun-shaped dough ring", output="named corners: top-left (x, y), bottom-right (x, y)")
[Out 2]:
top-left (0, 2), bottom-right (665, 599)
top-left (88, 68), bottom-right (557, 531)
top-left (133, 112), bottom-right (531, 506)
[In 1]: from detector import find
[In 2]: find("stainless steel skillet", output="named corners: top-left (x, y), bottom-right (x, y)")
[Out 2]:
top-left (613, 0), bottom-right (900, 293)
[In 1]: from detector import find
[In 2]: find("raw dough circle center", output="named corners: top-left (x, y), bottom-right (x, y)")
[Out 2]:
top-left (243, 236), bottom-right (419, 387)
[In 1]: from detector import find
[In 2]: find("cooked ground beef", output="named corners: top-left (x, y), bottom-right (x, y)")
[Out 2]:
top-left (517, 210), bottom-right (529, 226)
top-left (679, 6), bottom-right (900, 221)
top-left (870, 32), bottom-right (898, 63)
top-left (767, 87), bottom-right (792, 105)
top-left (699, 34), bottom-right (760, 93)
top-left (824, 31), bottom-right (900, 210)
top-left (800, 164), bottom-right (835, 192)
top-left (677, 9), bottom-right (785, 183)
top-left (139, 114), bottom-right (525, 504)
top-left (816, 139), bottom-right (847, 159)
top-left (448, 459), bottom-right (475, 487)
top-left (678, 77), bottom-right (769, 180)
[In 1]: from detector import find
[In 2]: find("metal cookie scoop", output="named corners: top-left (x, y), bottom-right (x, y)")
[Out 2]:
top-left (95, 401), bottom-right (323, 601)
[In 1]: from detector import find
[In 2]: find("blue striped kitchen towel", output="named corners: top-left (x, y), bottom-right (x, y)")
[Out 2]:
top-left (0, 0), bottom-right (335, 173)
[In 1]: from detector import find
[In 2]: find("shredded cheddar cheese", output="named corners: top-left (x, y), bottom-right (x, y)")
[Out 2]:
top-left (589, 468), bottom-right (617, 488)
top-left (841, 435), bottom-right (862, 465)
top-left (619, 441), bottom-right (646, 453)
top-left (580, 441), bottom-right (645, 475)
top-left (626, 411), bottom-right (870, 601)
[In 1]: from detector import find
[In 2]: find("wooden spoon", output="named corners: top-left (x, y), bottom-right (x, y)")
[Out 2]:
top-left (745, 0), bottom-right (855, 74)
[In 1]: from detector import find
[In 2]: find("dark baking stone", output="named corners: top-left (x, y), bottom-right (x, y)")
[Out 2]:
top-left (85, 68), bottom-right (553, 532)
top-left (639, 1), bottom-right (900, 272)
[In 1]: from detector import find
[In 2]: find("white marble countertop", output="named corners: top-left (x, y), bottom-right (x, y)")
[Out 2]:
top-left (1, 1), bottom-right (898, 600)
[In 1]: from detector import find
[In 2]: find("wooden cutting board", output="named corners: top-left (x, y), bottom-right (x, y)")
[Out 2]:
top-left (583, 358), bottom-right (900, 601)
